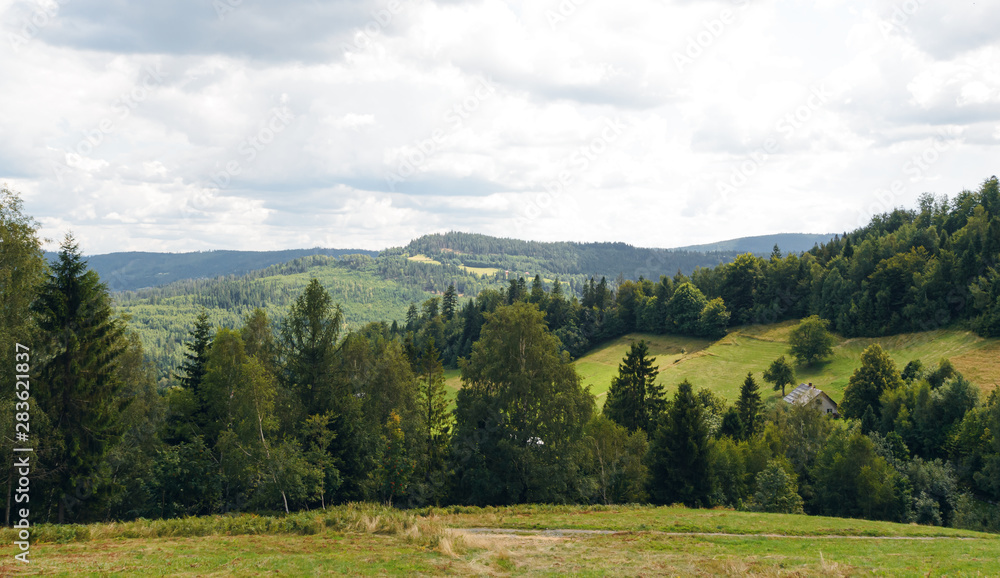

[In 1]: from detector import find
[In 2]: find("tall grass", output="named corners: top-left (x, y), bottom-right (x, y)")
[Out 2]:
top-left (0, 503), bottom-right (455, 549)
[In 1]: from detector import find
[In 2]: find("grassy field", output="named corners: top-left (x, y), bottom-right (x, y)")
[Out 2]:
top-left (574, 322), bottom-right (1000, 408)
top-left (3, 503), bottom-right (997, 576)
top-left (408, 254), bottom-right (499, 277)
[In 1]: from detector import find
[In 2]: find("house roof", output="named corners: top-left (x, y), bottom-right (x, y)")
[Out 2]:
top-left (783, 383), bottom-right (837, 409)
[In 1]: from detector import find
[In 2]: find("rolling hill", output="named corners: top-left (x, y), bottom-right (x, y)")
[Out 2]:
top-left (669, 232), bottom-right (838, 255)
top-left (403, 231), bottom-right (757, 282)
top-left (574, 321), bottom-right (1000, 407)
top-left (50, 247), bottom-right (380, 291)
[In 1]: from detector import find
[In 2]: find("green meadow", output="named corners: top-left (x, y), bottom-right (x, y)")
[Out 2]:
top-left (3, 503), bottom-right (997, 576)
top-left (572, 321), bottom-right (1000, 408)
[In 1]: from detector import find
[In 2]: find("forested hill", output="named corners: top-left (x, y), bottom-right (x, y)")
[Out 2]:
top-left (55, 233), bottom-right (831, 293)
top-left (44, 247), bottom-right (379, 291)
top-left (399, 232), bottom-right (795, 279)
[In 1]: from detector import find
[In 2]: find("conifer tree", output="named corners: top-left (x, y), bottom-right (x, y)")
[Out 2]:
top-left (417, 339), bottom-right (450, 475)
top-left (736, 372), bottom-right (764, 439)
top-left (279, 278), bottom-right (342, 416)
top-left (603, 340), bottom-right (664, 433)
top-left (176, 310), bottom-right (214, 432)
top-left (32, 234), bottom-right (128, 523)
top-left (442, 284), bottom-right (458, 321)
top-left (647, 379), bottom-right (711, 507)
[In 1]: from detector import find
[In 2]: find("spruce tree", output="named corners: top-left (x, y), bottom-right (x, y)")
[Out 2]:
top-left (32, 234), bottom-right (128, 523)
top-left (735, 372), bottom-right (764, 439)
top-left (647, 379), bottom-right (711, 506)
top-left (603, 340), bottom-right (664, 433)
top-left (177, 309), bottom-right (214, 431)
top-left (442, 284), bottom-right (458, 321)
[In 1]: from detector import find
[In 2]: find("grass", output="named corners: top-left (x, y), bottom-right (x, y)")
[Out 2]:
top-left (3, 503), bottom-right (998, 576)
top-left (574, 321), bottom-right (1000, 408)
top-left (443, 368), bottom-right (462, 407)
top-left (442, 321), bottom-right (1000, 411)
top-left (408, 254), bottom-right (499, 277)
top-left (407, 254), bottom-right (443, 266)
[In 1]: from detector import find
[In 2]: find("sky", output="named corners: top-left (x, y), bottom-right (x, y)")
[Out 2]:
top-left (1, 0), bottom-right (998, 255)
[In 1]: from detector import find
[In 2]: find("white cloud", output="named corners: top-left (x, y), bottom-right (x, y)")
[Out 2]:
top-left (1, 0), bottom-right (998, 254)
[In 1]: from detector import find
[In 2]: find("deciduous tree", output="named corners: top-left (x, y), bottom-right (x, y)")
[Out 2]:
top-left (763, 356), bottom-right (796, 397)
top-left (788, 315), bottom-right (835, 365)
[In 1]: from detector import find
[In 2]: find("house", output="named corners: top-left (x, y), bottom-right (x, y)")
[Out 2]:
top-left (783, 383), bottom-right (839, 418)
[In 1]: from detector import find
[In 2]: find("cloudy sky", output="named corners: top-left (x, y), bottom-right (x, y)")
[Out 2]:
top-left (2, 0), bottom-right (998, 254)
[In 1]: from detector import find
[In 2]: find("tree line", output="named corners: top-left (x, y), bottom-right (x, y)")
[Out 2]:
top-left (1, 183), bottom-right (998, 532)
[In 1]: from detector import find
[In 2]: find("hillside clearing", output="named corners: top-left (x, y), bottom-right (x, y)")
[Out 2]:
top-left (408, 254), bottom-right (499, 277)
top-left (573, 322), bottom-right (1000, 407)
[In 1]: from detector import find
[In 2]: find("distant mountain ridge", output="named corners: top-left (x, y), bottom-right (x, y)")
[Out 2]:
top-left (669, 233), bottom-right (838, 255)
top-left (48, 232), bottom-right (837, 292)
top-left (45, 248), bottom-right (379, 291)
top-left (400, 231), bottom-right (837, 281)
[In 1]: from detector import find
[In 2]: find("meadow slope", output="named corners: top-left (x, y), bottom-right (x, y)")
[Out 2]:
top-left (573, 321), bottom-right (1000, 407)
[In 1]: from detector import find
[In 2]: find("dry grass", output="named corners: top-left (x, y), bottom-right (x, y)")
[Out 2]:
top-left (953, 340), bottom-right (1000, 393)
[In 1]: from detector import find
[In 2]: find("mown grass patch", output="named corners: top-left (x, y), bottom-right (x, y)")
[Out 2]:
top-left (406, 254), bottom-right (443, 266)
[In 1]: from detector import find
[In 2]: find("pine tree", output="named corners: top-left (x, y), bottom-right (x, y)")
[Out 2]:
top-left (736, 372), bottom-right (764, 439)
top-left (603, 340), bottom-right (664, 433)
top-left (32, 234), bottom-right (128, 523)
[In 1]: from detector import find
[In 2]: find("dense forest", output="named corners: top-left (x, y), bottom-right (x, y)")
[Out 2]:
top-left (1, 178), bottom-right (998, 533)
